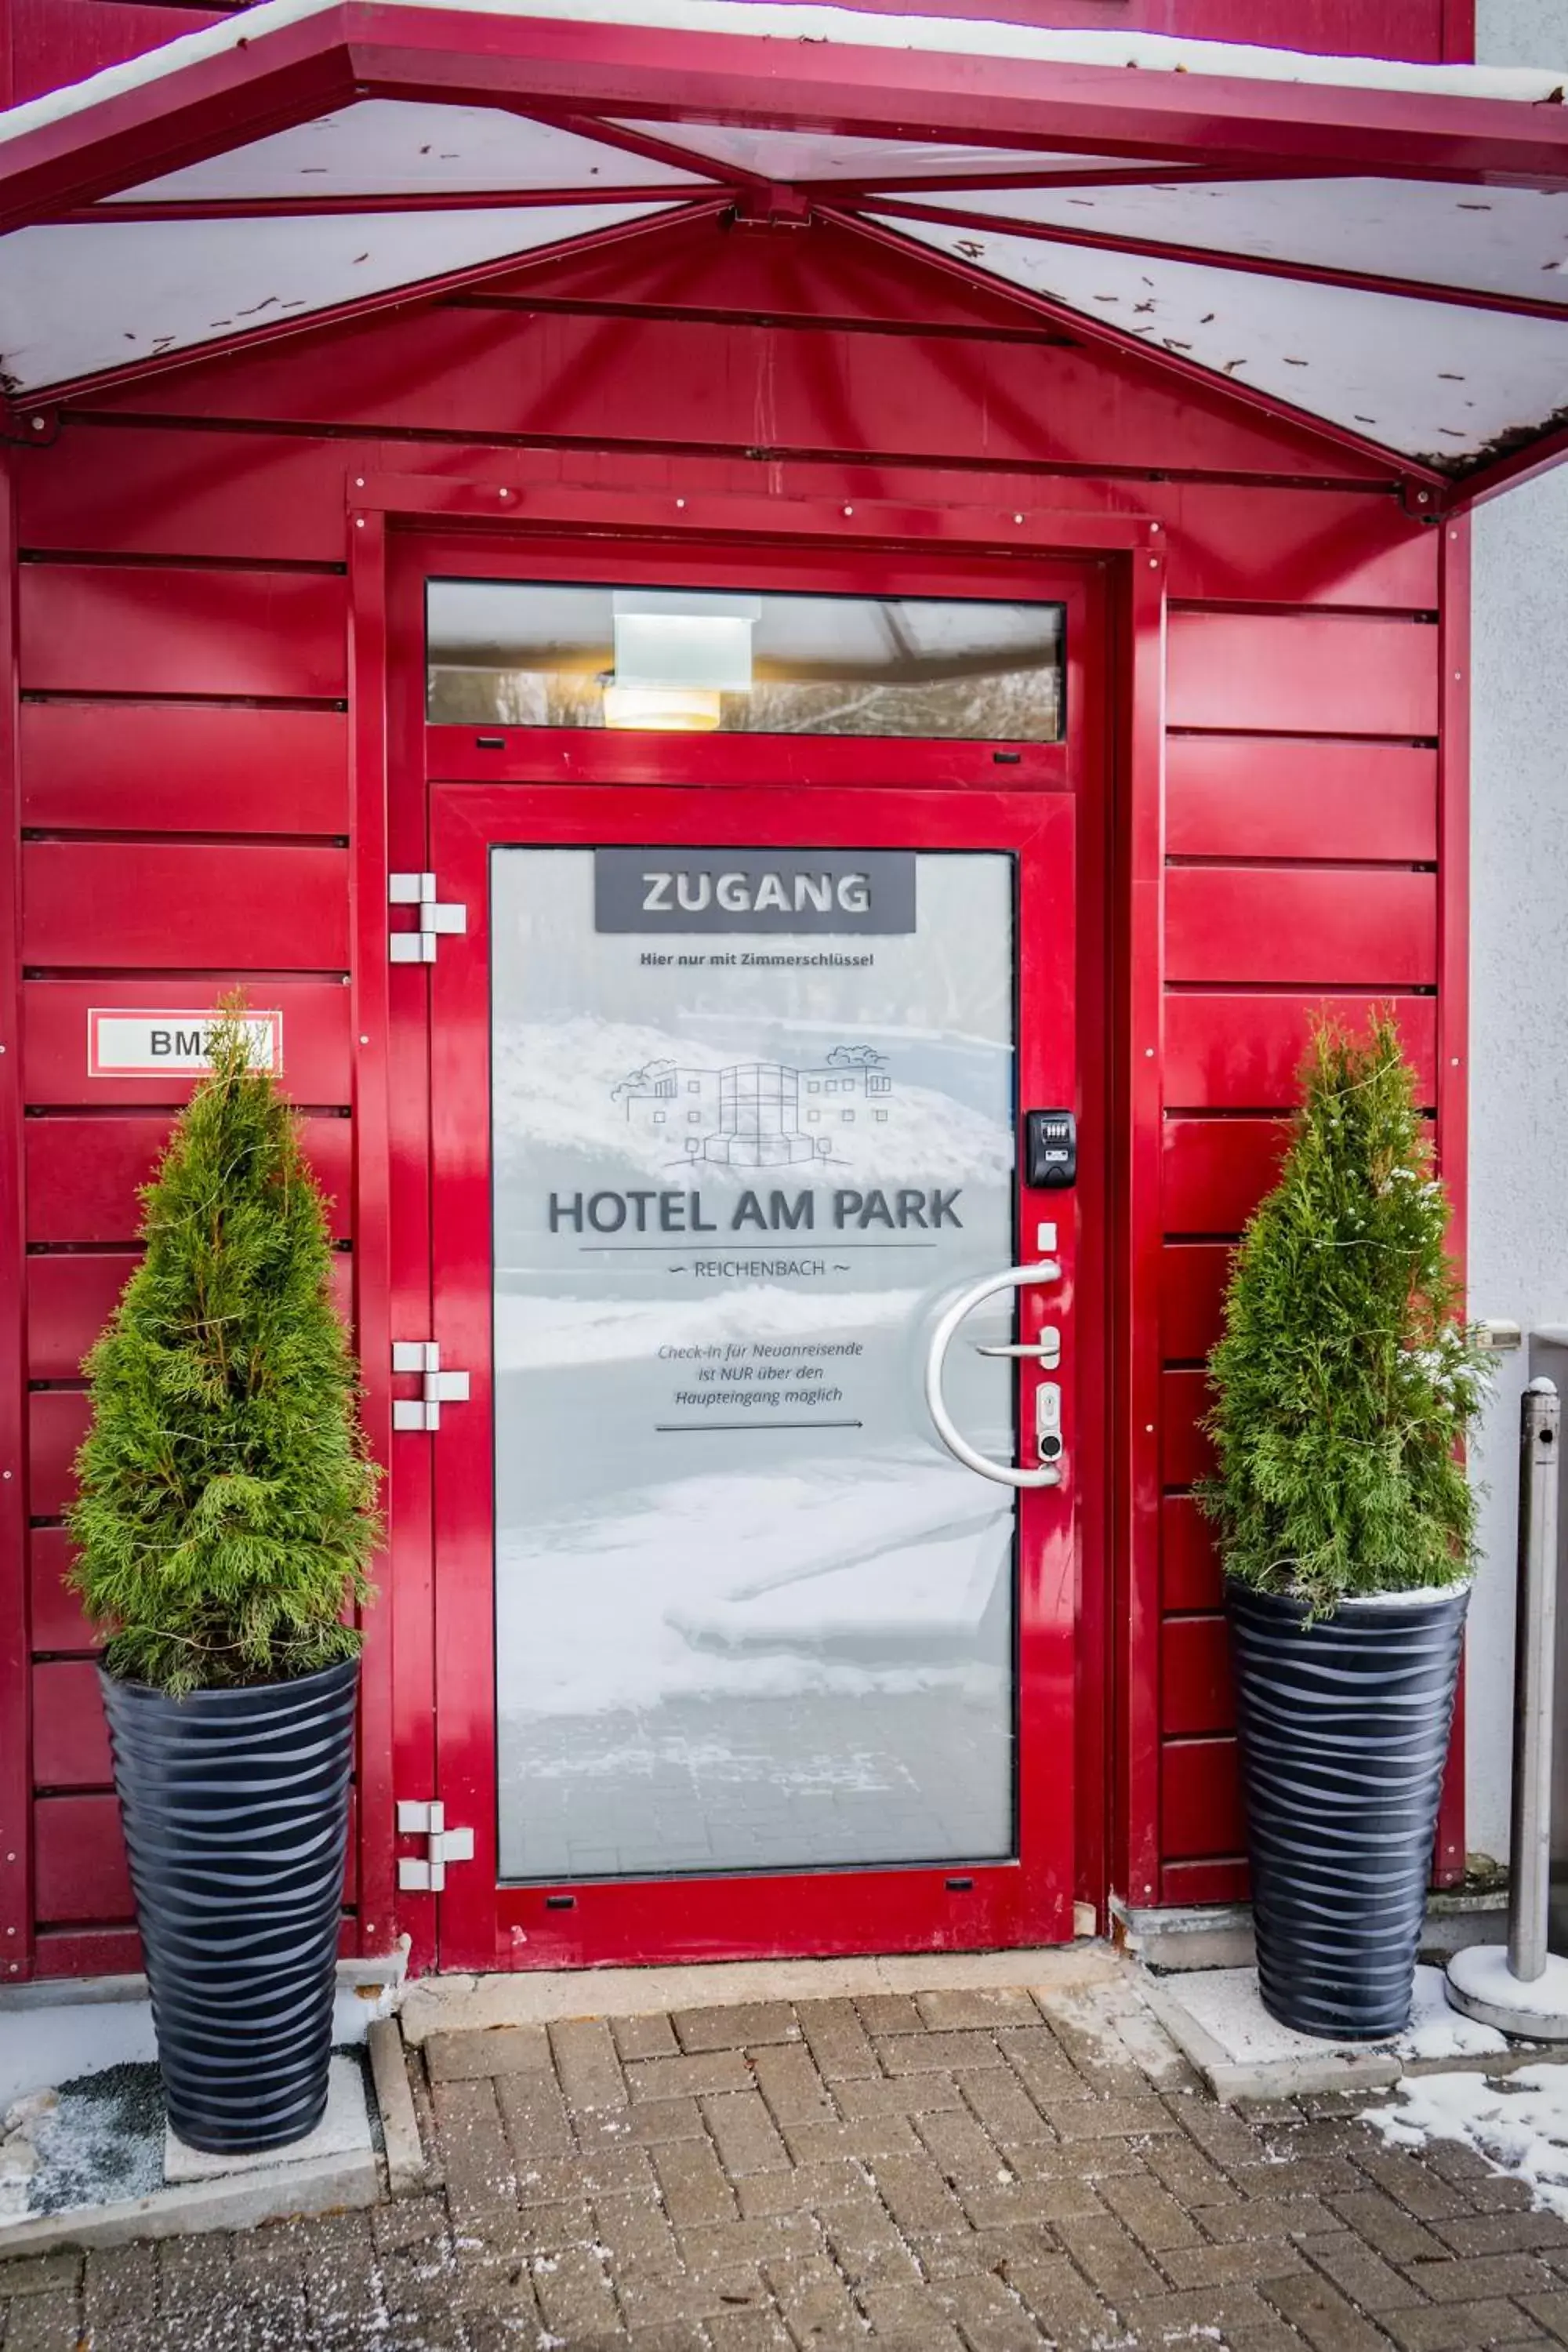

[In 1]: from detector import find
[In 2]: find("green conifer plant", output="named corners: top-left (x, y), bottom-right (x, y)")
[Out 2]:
top-left (1199, 1013), bottom-right (1489, 1617)
top-left (70, 1003), bottom-right (380, 1696)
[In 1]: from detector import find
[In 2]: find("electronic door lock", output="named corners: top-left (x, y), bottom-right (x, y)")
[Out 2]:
top-left (1035, 1380), bottom-right (1064, 1470)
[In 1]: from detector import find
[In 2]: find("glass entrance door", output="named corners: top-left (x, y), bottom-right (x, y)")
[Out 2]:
top-left (425, 786), bottom-right (1077, 1971)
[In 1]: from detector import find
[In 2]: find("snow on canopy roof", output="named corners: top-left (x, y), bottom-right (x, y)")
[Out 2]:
top-left (5, 0), bottom-right (1568, 501)
top-left (5, 0), bottom-right (1568, 136)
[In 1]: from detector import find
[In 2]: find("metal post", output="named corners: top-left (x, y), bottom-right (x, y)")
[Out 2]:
top-left (1448, 1372), bottom-right (1568, 2036)
top-left (1510, 1379), bottom-right (1561, 1983)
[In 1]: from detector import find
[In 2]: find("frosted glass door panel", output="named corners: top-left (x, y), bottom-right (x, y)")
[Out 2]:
top-left (491, 847), bottom-right (1018, 1882)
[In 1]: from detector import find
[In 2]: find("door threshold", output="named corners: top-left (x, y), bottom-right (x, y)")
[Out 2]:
top-left (400, 1937), bottom-right (1116, 2042)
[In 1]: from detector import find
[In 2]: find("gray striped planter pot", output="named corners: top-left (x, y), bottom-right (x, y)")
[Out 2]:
top-left (100, 1657), bottom-right (358, 2154)
top-left (1224, 1579), bottom-right (1468, 2042)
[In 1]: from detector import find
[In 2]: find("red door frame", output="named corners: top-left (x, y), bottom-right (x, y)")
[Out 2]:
top-left (432, 781), bottom-right (1073, 1973)
top-left (347, 476), bottom-right (1165, 1974)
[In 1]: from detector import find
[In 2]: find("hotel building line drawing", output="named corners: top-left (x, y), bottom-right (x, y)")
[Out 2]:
top-left (612, 1046), bottom-right (893, 1168)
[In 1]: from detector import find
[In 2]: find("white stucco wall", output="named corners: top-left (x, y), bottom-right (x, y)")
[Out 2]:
top-left (1465, 0), bottom-right (1568, 1864)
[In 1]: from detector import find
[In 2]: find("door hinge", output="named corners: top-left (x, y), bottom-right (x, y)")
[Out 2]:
top-left (390, 872), bottom-right (466, 962)
top-left (391, 1341), bottom-right (470, 1431)
top-left (396, 1800), bottom-right (474, 1893)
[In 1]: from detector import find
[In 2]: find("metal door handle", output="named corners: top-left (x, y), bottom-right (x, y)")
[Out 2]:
top-left (924, 1261), bottom-right (1063, 1490)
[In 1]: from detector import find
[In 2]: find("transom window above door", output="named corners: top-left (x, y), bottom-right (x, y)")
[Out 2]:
top-left (426, 579), bottom-right (1065, 739)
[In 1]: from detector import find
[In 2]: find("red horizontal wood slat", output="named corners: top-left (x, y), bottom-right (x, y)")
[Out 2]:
top-left (27, 1113), bottom-right (352, 1246)
top-left (32, 1783), bottom-right (356, 1918)
top-left (20, 703), bottom-right (349, 837)
top-left (1163, 1117), bottom-right (1289, 1236)
top-left (28, 1249), bottom-right (354, 1382)
top-left (89, 298), bottom-right (1375, 484)
top-left (1165, 869), bottom-right (1437, 989)
top-left (1163, 993), bottom-right (1437, 1112)
top-left (1162, 1737), bottom-right (1245, 1862)
top-left (1161, 1858), bottom-right (1249, 1905)
top-left (30, 1527), bottom-right (91, 1655)
top-left (24, 978), bottom-right (353, 1108)
top-left (1166, 739), bottom-right (1437, 862)
top-left (23, 843), bottom-right (351, 971)
top-left (1161, 1243), bottom-right (1231, 1364)
top-left (1163, 1495), bottom-right (1223, 1614)
top-left (34, 1794), bottom-right (132, 1926)
top-left (28, 1388), bottom-right (89, 1520)
top-left (33, 1929), bottom-right (143, 1978)
top-left (16, 420), bottom-right (1425, 603)
top-left (17, 429), bottom-right (355, 566)
top-left (1156, 490), bottom-right (1437, 612)
top-left (19, 566), bottom-right (347, 700)
top-left (33, 1660), bottom-right (111, 1789)
top-left (1160, 1367), bottom-right (1212, 1490)
top-left (27, 1254), bottom-right (138, 1382)
top-left (1167, 612), bottom-right (1439, 737)
top-left (34, 1915), bottom-right (362, 1977)
top-left (1163, 1617), bottom-right (1235, 1738)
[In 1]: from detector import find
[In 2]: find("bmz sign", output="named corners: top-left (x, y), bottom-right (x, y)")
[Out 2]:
top-left (87, 1009), bottom-right (283, 1078)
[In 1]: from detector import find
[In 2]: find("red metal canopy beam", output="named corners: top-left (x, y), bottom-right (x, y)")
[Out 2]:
top-left (804, 162), bottom-right (1356, 201)
top-left (59, 184), bottom-right (700, 222)
top-left (338, 6), bottom-right (1568, 182)
top-left (8, 0), bottom-right (1568, 242)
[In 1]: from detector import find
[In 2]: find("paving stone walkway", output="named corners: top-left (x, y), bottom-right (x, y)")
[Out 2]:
top-left (5, 1984), bottom-right (1568, 2351)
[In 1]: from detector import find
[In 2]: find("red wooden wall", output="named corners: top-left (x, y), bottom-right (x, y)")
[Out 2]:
top-left (0, 201), bottom-right (1457, 1972)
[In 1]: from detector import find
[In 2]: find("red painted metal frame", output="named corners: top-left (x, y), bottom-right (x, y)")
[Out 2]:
top-left (5, 2), bottom-right (1556, 214)
top-left (347, 507), bottom-right (396, 1961)
top-left (58, 185), bottom-right (713, 222)
top-left (0, 449), bottom-right (29, 1983)
top-left (1433, 510), bottom-right (1471, 1887)
top-left (429, 779), bottom-right (1078, 1974)
top-left (1116, 542), bottom-right (1167, 1918)
top-left (349, 481), bottom-right (1143, 1966)
top-left (350, 474), bottom-right (1150, 1973)
top-left (363, 474), bottom-right (1160, 560)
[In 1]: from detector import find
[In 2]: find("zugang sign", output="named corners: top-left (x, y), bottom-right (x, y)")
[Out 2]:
top-left (593, 848), bottom-right (916, 935)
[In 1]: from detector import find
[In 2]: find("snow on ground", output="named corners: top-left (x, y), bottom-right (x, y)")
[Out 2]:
top-left (1400, 1968), bottom-right (1512, 2060)
top-left (1365, 2063), bottom-right (1568, 2218)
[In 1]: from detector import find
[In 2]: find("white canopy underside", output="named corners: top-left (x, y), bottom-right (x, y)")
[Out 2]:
top-left (4, 0), bottom-right (1568, 479)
